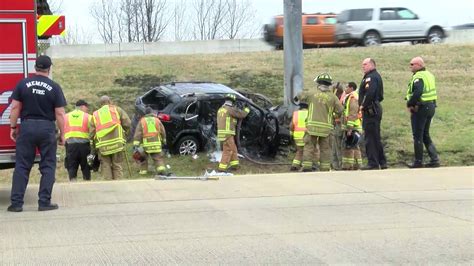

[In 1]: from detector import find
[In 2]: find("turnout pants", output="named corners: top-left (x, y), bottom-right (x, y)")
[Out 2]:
top-left (99, 152), bottom-right (123, 180)
top-left (11, 120), bottom-right (57, 207)
top-left (65, 142), bottom-right (91, 180)
top-left (342, 146), bottom-right (362, 170)
top-left (219, 136), bottom-right (239, 171)
top-left (292, 145), bottom-right (304, 167)
top-left (302, 134), bottom-right (330, 171)
top-left (411, 102), bottom-right (439, 164)
top-left (140, 152), bottom-right (166, 174)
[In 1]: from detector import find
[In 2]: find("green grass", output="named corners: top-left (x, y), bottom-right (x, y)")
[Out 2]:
top-left (1, 43), bottom-right (472, 183)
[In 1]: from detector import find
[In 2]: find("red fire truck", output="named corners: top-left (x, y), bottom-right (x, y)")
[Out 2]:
top-left (0, 0), bottom-right (64, 169)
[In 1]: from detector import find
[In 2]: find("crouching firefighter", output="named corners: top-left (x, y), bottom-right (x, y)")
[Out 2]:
top-left (342, 82), bottom-right (363, 170)
top-left (217, 94), bottom-right (250, 172)
top-left (133, 107), bottom-right (168, 176)
top-left (290, 102), bottom-right (308, 171)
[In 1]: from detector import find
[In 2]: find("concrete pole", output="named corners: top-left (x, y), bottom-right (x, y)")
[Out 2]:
top-left (283, 0), bottom-right (303, 115)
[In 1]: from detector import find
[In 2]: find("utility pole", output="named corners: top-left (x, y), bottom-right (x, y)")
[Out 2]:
top-left (283, 0), bottom-right (303, 116)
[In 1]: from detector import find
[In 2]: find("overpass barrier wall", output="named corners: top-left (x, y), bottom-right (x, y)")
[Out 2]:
top-left (46, 30), bottom-right (474, 59)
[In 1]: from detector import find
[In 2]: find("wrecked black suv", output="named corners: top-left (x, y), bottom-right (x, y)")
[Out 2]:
top-left (131, 82), bottom-right (287, 157)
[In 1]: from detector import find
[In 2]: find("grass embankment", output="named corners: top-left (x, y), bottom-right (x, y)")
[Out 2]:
top-left (1, 44), bottom-right (472, 183)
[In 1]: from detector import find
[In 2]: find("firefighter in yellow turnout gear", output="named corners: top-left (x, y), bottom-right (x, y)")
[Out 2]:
top-left (90, 96), bottom-right (131, 180)
top-left (133, 107), bottom-right (168, 175)
top-left (341, 82), bottom-right (363, 170)
top-left (290, 102), bottom-right (308, 171)
top-left (300, 73), bottom-right (343, 172)
top-left (217, 94), bottom-right (250, 172)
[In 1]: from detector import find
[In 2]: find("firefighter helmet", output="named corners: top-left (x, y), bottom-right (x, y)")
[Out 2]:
top-left (314, 73), bottom-right (333, 86)
top-left (224, 93), bottom-right (236, 102)
top-left (132, 146), bottom-right (146, 163)
top-left (345, 130), bottom-right (361, 149)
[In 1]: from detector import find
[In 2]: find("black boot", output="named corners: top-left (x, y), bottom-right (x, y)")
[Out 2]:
top-left (425, 143), bottom-right (439, 167)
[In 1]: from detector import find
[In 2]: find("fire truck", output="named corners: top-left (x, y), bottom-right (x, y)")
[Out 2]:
top-left (0, 0), bottom-right (65, 169)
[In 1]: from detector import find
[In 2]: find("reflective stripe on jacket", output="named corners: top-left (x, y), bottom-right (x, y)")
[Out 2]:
top-left (92, 105), bottom-right (125, 155)
top-left (406, 70), bottom-right (437, 102)
top-left (290, 109), bottom-right (308, 146)
top-left (65, 109), bottom-right (90, 139)
top-left (140, 116), bottom-right (162, 153)
top-left (305, 85), bottom-right (343, 137)
top-left (217, 105), bottom-right (249, 142)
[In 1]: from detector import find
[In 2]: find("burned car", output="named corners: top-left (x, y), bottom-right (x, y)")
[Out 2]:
top-left (131, 82), bottom-right (289, 157)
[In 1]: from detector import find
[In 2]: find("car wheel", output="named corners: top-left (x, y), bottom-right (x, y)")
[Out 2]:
top-left (176, 136), bottom-right (199, 156)
top-left (363, 31), bottom-right (381, 46)
top-left (427, 28), bottom-right (444, 44)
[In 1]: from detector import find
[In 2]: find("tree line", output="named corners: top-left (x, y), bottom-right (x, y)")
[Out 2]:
top-left (89, 0), bottom-right (259, 44)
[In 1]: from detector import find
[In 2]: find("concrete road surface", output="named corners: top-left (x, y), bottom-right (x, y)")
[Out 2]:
top-left (1, 167), bottom-right (473, 264)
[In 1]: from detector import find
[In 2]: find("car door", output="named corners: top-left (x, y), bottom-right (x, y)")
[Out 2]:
top-left (396, 8), bottom-right (426, 37)
top-left (302, 16), bottom-right (320, 45)
top-left (379, 8), bottom-right (400, 38)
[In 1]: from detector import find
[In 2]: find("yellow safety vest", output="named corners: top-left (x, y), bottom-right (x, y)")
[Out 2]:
top-left (291, 109), bottom-right (308, 146)
top-left (343, 93), bottom-right (362, 131)
top-left (141, 116), bottom-right (162, 153)
top-left (406, 70), bottom-right (437, 102)
top-left (93, 105), bottom-right (125, 155)
top-left (64, 109), bottom-right (90, 139)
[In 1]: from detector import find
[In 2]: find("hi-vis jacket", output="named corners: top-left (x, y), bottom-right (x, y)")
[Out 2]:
top-left (342, 91), bottom-right (362, 131)
top-left (133, 114), bottom-right (166, 153)
top-left (302, 84), bottom-right (343, 137)
top-left (406, 69), bottom-right (437, 104)
top-left (290, 109), bottom-right (308, 146)
top-left (91, 105), bottom-right (131, 155)
top-left (217, 104), bottom-right (249, 141)
top-left (64, 109), bottom-right (91, 140)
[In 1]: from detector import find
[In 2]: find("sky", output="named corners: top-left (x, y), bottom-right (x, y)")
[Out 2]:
top-left (58, 0), bottom-right (474, 44)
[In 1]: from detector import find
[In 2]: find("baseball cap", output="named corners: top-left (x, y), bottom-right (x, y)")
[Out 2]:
top-left (75, 99), bottom-right (89, 107)
top-left (35, 55), bottom-right (52, 69)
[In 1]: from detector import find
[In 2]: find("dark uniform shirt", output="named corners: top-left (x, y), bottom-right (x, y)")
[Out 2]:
top-left (406, 67), bottom-right (426, 107)
top-left (358, 69), bottom-right (384, 109)
top-left (12, 75), bottom-right (67, 121)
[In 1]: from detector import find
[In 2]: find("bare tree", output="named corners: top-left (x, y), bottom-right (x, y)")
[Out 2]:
top-left (136, 0), bottom-right (171, 42)
top-left (90, 0), bottom-right (120, 43)
top-left (172, 0), bottom-right (188, 41)
top-left (58, 23), bottom-right (94, 45)
top-left (224, 0), bottom-right (256, 39)
top-left (192, 0), bottom-right (227, 40)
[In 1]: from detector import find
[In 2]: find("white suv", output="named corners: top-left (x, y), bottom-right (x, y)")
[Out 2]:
top-left (335, 7), bottom-right (447, 46)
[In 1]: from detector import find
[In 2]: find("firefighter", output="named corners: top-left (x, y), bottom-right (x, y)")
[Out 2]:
top-left (331, 82), bottom-right (345, 170)
top-left (289, 102), bottom-right (308, 171)
top-left (90, 96), bottom-right (131, 180)
top-left (8, 55), bottom-right (66, 212)
top-left (133, 107), bottom-right (168, 175)
top-left (341, 82), bottom-right (363, 170)
top-left (406, 56), bottom-right (439, 168)
top-left (300, 73), bottom-right (343, 172)
top-left (217, 94), bottom-right (250, 172)
top-left (64, 100), bottom-right (92, 181)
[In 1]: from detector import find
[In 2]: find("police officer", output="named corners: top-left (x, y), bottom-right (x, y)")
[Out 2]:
top-left (300, 73), bottom-right (343, 172)
top-left (342, 82), bottom-right (363, 170)
top-left (90, 96), bottom-right (131, 180)
top-left (64, 100), bottom-right (92, 181)
top-left (289, 102), bottom-right (308, 171)
top-left (133, 107), bottom-right (168, 175)
top-left (217, 94), bottom-right (250, 172)
top-left (406, 56), bottom-right (439, 168)
top-left (359, 58), bottom-right (387, 170)
top-left (8, 55), bottom-right (66, 212)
